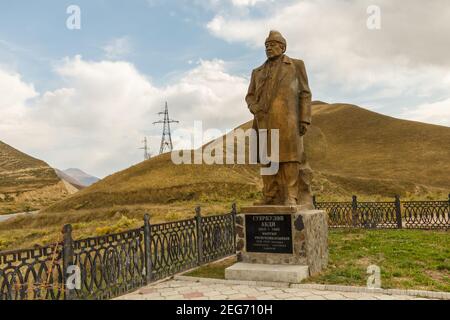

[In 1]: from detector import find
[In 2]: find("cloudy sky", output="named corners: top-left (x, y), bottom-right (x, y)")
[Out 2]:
top-left (1, 0), bottom-right (449, 178)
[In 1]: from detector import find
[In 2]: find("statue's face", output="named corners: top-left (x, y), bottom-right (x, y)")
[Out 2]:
top-left (265, 41), bottom-right (285, 59)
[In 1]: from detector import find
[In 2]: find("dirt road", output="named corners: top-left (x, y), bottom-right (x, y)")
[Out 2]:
top-left (0, 211), bottom-right (38, 223)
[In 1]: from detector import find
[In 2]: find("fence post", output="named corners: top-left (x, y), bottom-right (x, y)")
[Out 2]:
top-left (448, 194), bottom-right (450, 220)
top-left (352, 195), bottom-right (358, 227)
top-left (62, 224), bottom-right (74, 300)
top-left (143, 214), bottom-right (153, 284)
top-left (312, 195), bottom-right (317, 208)
top-left (395, 195), bottom-right (402, 229)
top-left (231, 203), bottom-right (237, 253)
top-left (195, 207), bottom-right (203, 266)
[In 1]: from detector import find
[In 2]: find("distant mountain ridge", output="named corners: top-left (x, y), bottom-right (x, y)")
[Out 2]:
top-left (62, 168), bottom-right (99, 187)
top-left (54, 169), bottom-right (85, 189)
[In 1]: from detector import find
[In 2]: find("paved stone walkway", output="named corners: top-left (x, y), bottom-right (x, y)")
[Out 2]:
top-left (117, 279), bottom-right (430, 300)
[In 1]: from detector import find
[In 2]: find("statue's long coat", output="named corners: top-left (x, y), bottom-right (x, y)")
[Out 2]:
top-left (246, 54), bottom-right (312, 163)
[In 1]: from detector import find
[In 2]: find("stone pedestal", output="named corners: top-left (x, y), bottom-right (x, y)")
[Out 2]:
top-left (225, 263), bottom-right (309, 283)
top-left (225, 205), bottom-right (328, 283)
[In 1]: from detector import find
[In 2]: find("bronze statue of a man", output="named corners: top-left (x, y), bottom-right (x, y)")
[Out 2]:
top-left (246, 30), bottom-right (314, 208)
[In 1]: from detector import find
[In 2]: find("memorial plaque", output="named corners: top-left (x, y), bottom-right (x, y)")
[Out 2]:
top-left (245, 214), bottom-right (293, 254)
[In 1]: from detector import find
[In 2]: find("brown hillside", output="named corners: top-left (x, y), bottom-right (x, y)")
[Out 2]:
top-left (44, 103), bottom-right (450, 213)
top-left (310, 103), bottom-right (450, 195)
top-left (0, 141), bottom-right (76, 213)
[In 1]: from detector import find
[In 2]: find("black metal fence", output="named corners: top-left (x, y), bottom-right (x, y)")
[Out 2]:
top-left (314, 195), bottom-right (450, 230)
top-left (0, 205), bottom-right (237, 300)
top-left (0, 242), bottom-right (64, 300)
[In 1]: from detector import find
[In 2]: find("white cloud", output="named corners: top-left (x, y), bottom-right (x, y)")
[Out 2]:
top-left (230, 0), bottom-right (268, 7)
top-left (206, 0), bottom-right (450, 118)
top-left (165, 59), bottom-right (249, 149)
top-left (0, 68), bottom-right (37, 130)
top-left (165, 59), bottom-right (248, 127)
top-left (207, 0), bottom-right (450, 66)
top-left (0, 68), bottom-right (37, 111)
top-left (401, 99), bottom-right (450, 127)
top-left (102, 37), bottom-right (132, 59)
top-left (0, 57), bottom-right (249, 177)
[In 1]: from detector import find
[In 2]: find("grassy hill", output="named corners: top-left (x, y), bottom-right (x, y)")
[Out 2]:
top-left (0, 141), bottom-right (77, 214)
top-left (45, 102), bottom-right (450, 214)
top-left (309, 103), bottom-right (450, 198)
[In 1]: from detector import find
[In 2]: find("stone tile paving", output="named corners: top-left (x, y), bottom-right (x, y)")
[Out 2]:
top-left (116, 279), bottom-right (434, 300)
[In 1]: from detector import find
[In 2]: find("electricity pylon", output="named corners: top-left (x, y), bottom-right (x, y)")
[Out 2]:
top-left (153, 102), bottom-right (179, 154)
top-left (138, 137), bottom-right (151, 160)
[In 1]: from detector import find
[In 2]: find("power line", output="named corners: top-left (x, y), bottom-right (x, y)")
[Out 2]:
top-left (153, 101), bottom-right (179, 154)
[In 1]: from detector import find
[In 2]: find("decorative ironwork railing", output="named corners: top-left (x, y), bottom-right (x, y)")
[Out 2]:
top-left (0, 204), bottom-right (237, 301)
top-left (200, 206), bottom-right (236, 264)
top-left (72, 227), bottom-right (146, 300)
top-left (150, 218), bottom-right (198, 281)
top-left (314, 195), bottom-right (450, 230)
top-left (0, 243), bottom-right (64, 300)
top-left (403, 201), bottom-right (450, 229)
top-left (316, 201), bottom-right (353, 228)
top-left (356, 201), bottom-right (398, 229)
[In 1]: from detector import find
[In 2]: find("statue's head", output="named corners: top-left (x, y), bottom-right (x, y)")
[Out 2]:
top-left (265, 30), bottom-right (286, 59)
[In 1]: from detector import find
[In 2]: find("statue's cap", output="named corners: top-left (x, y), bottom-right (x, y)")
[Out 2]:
top-left (265, 30), bottom-right (287, 46)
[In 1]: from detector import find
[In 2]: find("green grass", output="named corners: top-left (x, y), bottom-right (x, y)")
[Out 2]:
top-left (308, 229), bottom-right (450, 292)
top-left (184, 229), bottom-right (450, 292)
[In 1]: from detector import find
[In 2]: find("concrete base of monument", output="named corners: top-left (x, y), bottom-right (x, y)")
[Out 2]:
top-left (225, 263), bottom-right (309, 284)
top-left (235, 206), bottom-right (329, 276)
